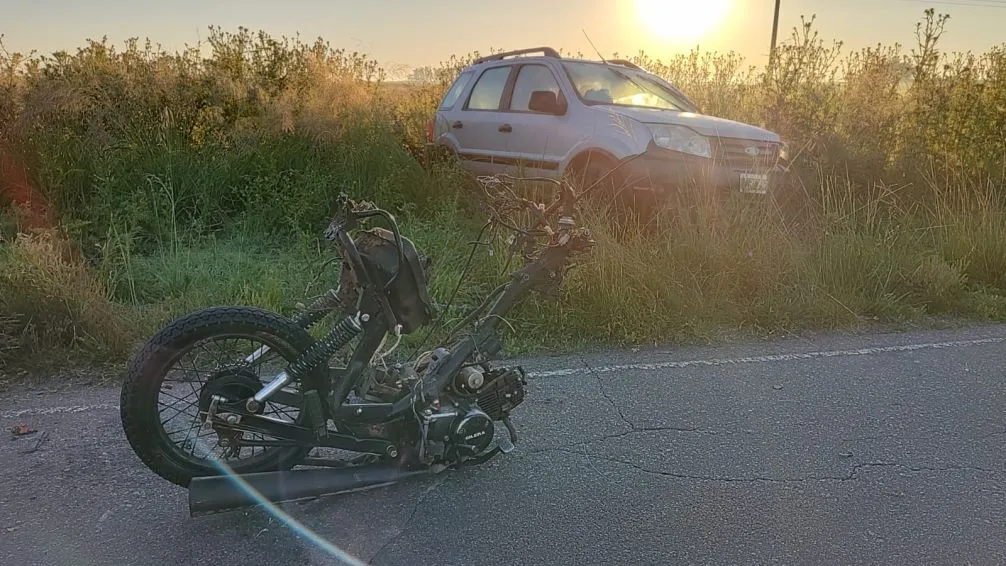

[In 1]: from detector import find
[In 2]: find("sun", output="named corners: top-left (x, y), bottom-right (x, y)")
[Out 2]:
top-left (636, 0), bottom-right (731, 42)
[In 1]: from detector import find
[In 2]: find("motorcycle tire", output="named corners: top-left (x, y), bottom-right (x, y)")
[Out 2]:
top-left (120, 306), bottom-right (323, 487)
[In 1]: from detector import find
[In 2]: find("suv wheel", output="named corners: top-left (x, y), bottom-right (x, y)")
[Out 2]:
top-left (564, 154), bottom-right (652, 220)
top-left (565, 154), bottom-right (619, 200)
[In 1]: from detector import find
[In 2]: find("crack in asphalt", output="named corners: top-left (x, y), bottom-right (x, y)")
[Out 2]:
top-left (580, 357), bottom-right (720, 442)
top-left (973, 428), bottom-right (1006, 441)
top-left (898, 464), bottom-right (1000, 474)
top-left (840, 428), bottom-right (1006, 443)
top-left (573, 358), bottom-right (1004, 483)
top-left (522, 447), bottom-right (1000, 484)
top-left (528, 447), bottom-right (872, 483)
top-left (368, 475), bottom-right (449, 564)
top-left (581, 357), bottom-right (635, 434)
top-left (599, 426), bottom-right (714, 441)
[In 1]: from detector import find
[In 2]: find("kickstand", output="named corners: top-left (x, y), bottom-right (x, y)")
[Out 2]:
top-left (451, 447), bottom-right (503, 470)
top-left (450, 418), bottom-right (518, 469)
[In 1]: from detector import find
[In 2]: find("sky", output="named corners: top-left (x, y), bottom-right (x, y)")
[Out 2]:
top-left (3, 0), bottom-right (1005, 77)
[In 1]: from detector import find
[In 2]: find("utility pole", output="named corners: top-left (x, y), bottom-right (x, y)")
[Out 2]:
top-left (766, 0), bottom-right (781, 75)
top-left (770, 0), bottom-right (781, 58)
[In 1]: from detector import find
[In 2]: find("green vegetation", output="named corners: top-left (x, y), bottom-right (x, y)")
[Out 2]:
top-left (1, 10), bottom-right (1006, 371)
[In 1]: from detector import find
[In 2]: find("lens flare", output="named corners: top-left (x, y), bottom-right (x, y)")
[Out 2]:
top-left (636, 0), bottom-right (731, 42)
top-left (199, 439), bottom-right (369, 566)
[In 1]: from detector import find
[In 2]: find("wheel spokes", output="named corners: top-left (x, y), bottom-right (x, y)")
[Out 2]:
top-left (157, 335), bottom-right (302, 465)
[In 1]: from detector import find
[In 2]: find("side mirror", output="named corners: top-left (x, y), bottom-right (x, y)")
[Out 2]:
top-left (528, 90), bottom-right (567, 115)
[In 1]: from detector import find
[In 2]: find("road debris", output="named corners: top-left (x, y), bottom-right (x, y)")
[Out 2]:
top-left (8, 423), bottom-right (36, 436)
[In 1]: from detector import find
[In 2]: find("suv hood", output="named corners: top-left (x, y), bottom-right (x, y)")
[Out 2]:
top-left (604, 107), bottom-right (780, 143)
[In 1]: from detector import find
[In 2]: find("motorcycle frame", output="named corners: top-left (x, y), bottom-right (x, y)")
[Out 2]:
top-left (323, 217), bottom-right (577, 424)
top-left (221, 202), bottom-right (581, 452)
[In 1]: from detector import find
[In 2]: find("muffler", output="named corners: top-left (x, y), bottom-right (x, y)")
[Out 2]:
top-left (188, 465), bottom-right (433, 516)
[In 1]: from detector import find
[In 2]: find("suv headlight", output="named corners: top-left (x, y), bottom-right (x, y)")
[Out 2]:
top-left (648, 125), bottom-right (711, 159)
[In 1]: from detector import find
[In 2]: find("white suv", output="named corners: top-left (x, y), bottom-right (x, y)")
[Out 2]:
top-left (426, 47), bottom-right (788, 199)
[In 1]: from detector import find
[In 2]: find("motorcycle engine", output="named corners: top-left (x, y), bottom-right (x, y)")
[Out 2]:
top-left (451, 408), bottom-right (494, 454)
top-left (419, 365), bottom-right (527, 465)
top-left (422, 406), bottom-right (492, 463)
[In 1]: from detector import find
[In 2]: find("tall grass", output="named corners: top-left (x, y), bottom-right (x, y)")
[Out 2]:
top-left (0, 230), bottom-right (135, 367)
top-left (1, 10), bottom-right (1005, 369)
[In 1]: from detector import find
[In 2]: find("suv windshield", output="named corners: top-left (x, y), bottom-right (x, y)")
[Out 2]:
top-left (561, 61), bottom-right (688, 111)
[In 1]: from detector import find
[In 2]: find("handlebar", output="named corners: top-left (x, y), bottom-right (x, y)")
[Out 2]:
top-left (474, 174), bottom-right (594, 252)
top-left (477, 153), bottom-right (641, 237)
top-left (325, 152), bottom-right (638, 251)
top-left (475, 174), bottom-right (575, 235)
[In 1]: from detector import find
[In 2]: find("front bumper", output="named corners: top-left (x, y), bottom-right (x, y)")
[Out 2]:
top-left (620, 142), bottom-right (788, 197)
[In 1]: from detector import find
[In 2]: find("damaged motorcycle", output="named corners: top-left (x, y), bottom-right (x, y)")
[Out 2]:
top-left (118, 173), bottom-right (598, 515)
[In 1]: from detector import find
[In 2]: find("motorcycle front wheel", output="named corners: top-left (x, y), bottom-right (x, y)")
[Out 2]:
top-left (120, 306), bottom-right (323, 487)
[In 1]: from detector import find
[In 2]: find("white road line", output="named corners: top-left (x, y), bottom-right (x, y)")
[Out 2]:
top-left (526, 337), bottom-right (1006, 378)
top-left (3, 337), bottom-right (1004, 416)
top-left (1, 403), bottom-right (119, 419)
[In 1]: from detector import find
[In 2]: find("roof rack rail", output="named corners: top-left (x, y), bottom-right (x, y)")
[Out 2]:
top-left (607, 59), bottom-right (643, 71)
top-left (473, 47), bottom-right (560, 65)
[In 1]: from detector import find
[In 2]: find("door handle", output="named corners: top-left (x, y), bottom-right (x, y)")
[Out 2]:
top-left (498, 124), bottom-right (512, 133)
top-left (451, 121), bottom-right (463, 129)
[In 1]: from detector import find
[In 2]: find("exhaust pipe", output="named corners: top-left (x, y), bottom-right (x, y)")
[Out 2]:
top-left (188, 465), bottom-right (433, 516)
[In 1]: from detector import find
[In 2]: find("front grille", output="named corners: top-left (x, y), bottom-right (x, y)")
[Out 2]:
top-left (714, 138), bottom-right (780, 170)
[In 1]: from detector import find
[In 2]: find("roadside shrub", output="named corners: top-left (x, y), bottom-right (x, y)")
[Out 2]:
top-left (2, 9), bottom-right (1006, 369)
top-left (0, 230), bottom-right (136, 366)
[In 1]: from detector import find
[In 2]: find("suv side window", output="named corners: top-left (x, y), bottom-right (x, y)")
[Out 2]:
top-left (509, 64), bottom-right (561, 112)
top-left (439, 71), bottom-right (473, 110)
top-left (465, 66), bottom-right (512, 111)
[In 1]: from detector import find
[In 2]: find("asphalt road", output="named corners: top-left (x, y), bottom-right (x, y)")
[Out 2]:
top-left (3, 325), bottom-right (1006, 565)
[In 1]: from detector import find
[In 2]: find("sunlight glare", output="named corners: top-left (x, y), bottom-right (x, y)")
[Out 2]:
top-left (636, 0), bottom-right (731, 42)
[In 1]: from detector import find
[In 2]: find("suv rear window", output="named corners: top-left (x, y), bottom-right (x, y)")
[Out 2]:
top-left (439, 71), bottom-right (474, 110)
top-left (466, 66), bottom-right (511, 111)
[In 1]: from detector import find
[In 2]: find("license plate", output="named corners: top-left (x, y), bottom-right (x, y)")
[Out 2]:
top-left (739, 173), bottom-right (769, 194)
